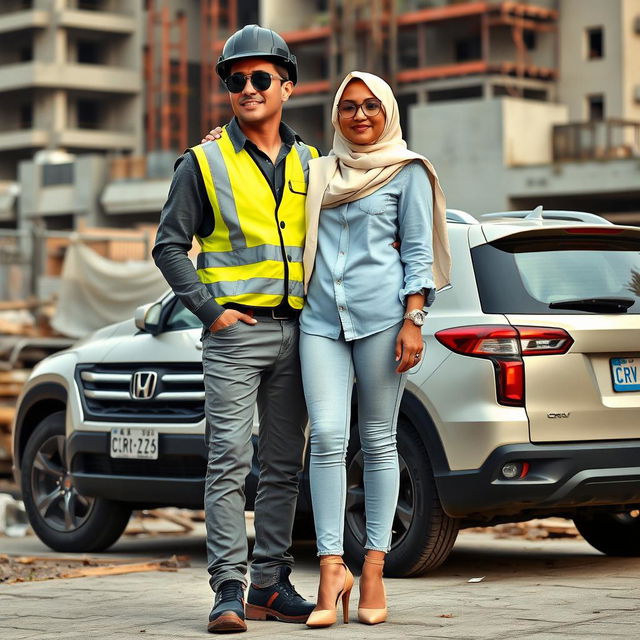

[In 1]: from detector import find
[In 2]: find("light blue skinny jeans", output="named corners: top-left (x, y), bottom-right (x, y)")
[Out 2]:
top-left (299, 322), bottom-right (406, 556)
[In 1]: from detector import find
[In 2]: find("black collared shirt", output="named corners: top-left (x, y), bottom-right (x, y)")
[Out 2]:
top-left (226, 117), bottom-right (298, 210)
top-left (152, 119), bottom-right (307, 328)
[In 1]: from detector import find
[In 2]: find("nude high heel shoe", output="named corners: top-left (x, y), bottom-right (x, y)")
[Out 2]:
top-left (306, 557), bottom-right (354, 628)
top-left (357, 555), bottom-right (387, 625)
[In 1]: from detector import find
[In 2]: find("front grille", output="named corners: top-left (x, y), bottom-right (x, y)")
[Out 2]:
top-left (76, 363), bottom-right (205, 423)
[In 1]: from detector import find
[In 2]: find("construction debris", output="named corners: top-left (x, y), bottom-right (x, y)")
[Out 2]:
top-left (124, 508), bottom-right (205, 537)
top-left (0, 369), bottom-right (29, 475)
top-left (0, 308), bottom-right (37, 335)
top-left (0, 553), bottom-right (190, 585)
top-left (0, 493), bottom-right (29, 537)
top-left (466, 518), bottom-right (581, 540)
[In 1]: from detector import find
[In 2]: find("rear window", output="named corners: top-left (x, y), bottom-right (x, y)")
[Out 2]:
top-left (472, 235), bottom-right (640, 314)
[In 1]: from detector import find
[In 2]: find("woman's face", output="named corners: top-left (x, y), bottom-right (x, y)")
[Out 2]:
top-left (337, 79), bottom-right (386, 145)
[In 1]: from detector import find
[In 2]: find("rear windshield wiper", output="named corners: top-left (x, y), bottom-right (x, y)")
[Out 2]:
top-left (549, 297), bottom-right (636, 313)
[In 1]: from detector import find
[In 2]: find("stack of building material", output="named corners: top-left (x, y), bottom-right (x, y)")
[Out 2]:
top-left (0, 370), bottom-right (29, 475)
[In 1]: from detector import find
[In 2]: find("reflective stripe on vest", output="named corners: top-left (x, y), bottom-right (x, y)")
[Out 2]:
top-left (191, 130), bottom-right (319, 309)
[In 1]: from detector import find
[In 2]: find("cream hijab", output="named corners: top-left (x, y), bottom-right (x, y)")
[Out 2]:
top-left (303, 71), bottom-right (451, 293)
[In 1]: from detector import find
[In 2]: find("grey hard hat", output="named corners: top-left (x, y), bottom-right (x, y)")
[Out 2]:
top-left (216, 24), bottom-right (298, 85)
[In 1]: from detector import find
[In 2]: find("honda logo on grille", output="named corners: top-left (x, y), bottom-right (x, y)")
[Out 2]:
top-left (131, 371), bottom-right (158, 400)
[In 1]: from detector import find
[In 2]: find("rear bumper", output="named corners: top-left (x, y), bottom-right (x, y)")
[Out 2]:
top-left (437, 440), bottom-right (640, 519)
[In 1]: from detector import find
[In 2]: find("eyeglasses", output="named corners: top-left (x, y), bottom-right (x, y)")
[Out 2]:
top-left (337, 99), bottom-right (383, 119)
top-left (224, 70), bottom-right (288, 93)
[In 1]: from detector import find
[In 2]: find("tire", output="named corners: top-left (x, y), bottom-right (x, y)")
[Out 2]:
top-left (343, 417), bottom-right (459, 577)
top-left (21, 411), bottom-right (131, 553)
top-left (574, 508), bottom-right (640, 556)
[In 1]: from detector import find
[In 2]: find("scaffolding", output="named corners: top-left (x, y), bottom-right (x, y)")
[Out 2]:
top-left (143, 1), bottom-right (559, 148)
top-left (145, 1), bottom-right (188, 153)
top-left (339, 0), bottom-right (398, 88)
top-left (282, 1), bottom-right (558, 92)
top-left (200, 0), bottom-right (237, 134)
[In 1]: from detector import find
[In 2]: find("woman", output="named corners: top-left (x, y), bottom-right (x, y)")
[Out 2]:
top-left (301, 71), bottom-right (450, 628)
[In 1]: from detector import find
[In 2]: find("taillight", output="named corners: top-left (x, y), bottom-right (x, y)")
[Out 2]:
top-left (435, 326), bottom-right (520, 357)
top-left (435, 325), bottom-right (573, 407)
top-left (496, 359), bottom-right (524, 406)
top-left (517, 327), bottom-right (574, 355)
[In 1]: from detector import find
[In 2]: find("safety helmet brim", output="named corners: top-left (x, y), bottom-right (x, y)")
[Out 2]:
top-left (216, 24), bottom-right (298, 85)
top-left (216, 52), bottom-right (298, 85)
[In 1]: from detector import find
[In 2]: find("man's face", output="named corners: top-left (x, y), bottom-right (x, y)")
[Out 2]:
top-left (227, 58), bottom-right (293, 124)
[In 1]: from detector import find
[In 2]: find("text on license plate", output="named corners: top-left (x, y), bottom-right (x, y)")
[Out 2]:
top-left (110, 428), bottom-right (158, 459)
top-left (611, 358), bottom-right (640, 392)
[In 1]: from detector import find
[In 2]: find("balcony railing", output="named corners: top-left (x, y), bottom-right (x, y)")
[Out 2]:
top-left (0, 1), bottom-right (34, 15)
top-left (553, 119), bottom-right (640, 162)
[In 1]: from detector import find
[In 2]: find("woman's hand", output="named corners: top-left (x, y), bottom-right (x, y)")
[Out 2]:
top-left (395, 321), bottom-right (424, 373)
top-left (201, 126), bottom-right (223, 144)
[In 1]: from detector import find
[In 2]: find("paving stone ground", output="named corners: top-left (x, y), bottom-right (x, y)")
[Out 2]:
top-left (2, 527), bottom-right (640, 640)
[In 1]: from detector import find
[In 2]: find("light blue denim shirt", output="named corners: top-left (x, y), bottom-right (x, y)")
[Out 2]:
top-left (300, 161), bottom-right (435, 341)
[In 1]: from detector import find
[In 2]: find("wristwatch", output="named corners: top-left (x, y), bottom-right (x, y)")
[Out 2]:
top-left (403, 309), bottom-right (426, 326)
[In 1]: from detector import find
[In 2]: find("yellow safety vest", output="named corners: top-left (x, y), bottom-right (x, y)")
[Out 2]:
top-left (191, 128), bottom-right (319, 309)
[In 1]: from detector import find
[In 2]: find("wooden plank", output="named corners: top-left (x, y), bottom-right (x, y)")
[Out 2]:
top-left (397, 2), bottom-right (490, 26)
top-left (0, 299), bottom-right (41, 312)
top-left (0, 406), bottom-right (15, 425)
top-left (0, 370), bottom-right (30, 383)
top-left (12, 555), bottom-right (125, 565)
top-left (59, 561), bottom-right (166, 579)
top-left (397, 60), bottom-right (489, 83)
top-left (0, 427), bottom-right (13, 464)
top-left (147, 508), bottom-right (195, 532)
top-left (0, 383), bottom-right (24, 396)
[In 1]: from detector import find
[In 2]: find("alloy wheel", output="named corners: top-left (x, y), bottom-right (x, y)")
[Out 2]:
top-left (31, 434), bottom-right (95, 532)
top-left (345, 450), bottom-right (415, 550)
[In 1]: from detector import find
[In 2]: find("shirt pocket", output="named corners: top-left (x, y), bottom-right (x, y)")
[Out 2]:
top-left (357, 192), bottom-right (393, 216)
top-left (288, 180), bottom-right (307, 196)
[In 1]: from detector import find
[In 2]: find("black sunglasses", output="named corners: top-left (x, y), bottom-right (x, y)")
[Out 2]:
top-left (224, 70), bottom-right (288, 93)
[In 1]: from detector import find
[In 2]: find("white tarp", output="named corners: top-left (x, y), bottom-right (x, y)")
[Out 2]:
top-left (51, 241), bottom-right (168, 338)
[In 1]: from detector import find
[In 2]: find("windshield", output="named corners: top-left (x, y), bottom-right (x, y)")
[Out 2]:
top-left (164, 298), bottom-right (202, 330)
top-left (472, 235), bottom-right (640, 314)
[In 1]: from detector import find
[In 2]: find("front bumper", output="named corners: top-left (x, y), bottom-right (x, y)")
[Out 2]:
top-left (437, 440), bottom-right (640, 519)
top-left (68, 431), bottom-right (214, 508)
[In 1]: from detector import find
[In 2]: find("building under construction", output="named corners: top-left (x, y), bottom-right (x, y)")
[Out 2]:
top-left (0, 0), bottom-right (638, 228)
top-left (145, 0), bottom-right (562, 150)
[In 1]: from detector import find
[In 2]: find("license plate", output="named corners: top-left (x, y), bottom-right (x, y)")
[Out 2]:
top-left (611, 358), bottom-right (640, 392)
top-left (110, 428), bottom-right (158, 459)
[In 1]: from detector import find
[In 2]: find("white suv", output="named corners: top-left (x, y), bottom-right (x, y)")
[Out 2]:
top-left (12, 209), bottom-right (640, 577)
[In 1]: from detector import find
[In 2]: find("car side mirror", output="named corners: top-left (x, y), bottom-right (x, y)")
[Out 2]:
top-left (134, 301), bottom-right (163, 334)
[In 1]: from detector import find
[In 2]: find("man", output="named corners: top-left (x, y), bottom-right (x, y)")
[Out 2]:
top-left (153, 25), bottom-right (319, 634)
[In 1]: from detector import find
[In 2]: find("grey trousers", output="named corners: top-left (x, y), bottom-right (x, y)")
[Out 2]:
top-left (201, 317), bottom-right (307, 592)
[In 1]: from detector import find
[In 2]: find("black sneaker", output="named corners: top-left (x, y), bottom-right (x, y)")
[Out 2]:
top-left (245, 566), bottom-right (315, 623)
top-left (208, 580), bottom-right (247, 634)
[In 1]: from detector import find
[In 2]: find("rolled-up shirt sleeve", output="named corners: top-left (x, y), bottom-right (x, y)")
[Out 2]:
top-left (152, 153), bottom-right (225, 328)
top-left (397, 161), bottom-right (436, 306)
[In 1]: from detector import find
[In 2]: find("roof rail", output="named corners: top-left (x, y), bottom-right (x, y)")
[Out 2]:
top-left (446, 208), bottom-right (479, 224)
top-left (481, 207), bottom-right (613, 225)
